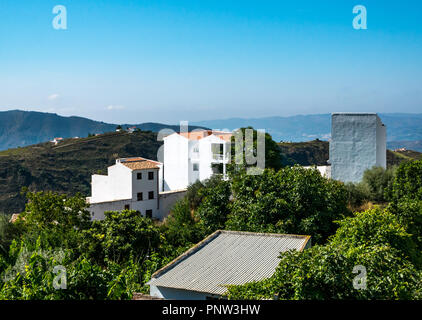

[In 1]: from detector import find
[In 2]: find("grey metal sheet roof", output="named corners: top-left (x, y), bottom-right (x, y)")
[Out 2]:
top-left (148, 230), bottom-right (310, 296)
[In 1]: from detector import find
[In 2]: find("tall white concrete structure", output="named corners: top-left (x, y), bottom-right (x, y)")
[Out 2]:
top-left (163, 130), bottom-right (232, 191)
top-left (87, 157), bottom-right (186, 220)
top-left (329, 113), bottom-right (386, 183)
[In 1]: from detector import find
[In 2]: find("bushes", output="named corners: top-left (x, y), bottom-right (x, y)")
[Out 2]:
top-left (227, 207), bottom-right (422, 300)
top-left (0, 191), bottom-right (179, 300)
top-left (195, 177), bottom-right (231, 233)
top-left (344, 182), bottom-right (370, 209)
top-left (388, 161), bottom-right (422, 202)
top-left (226, 166), bottom-right (349, 244)
top-left (362, 166), bottom-right (396, 203)
top-left (161, 198), bottom-right (206, 248)
top-left (227, 160), bottom-right (422, 300)
top-left (344, 166), bottom-right (397, 208)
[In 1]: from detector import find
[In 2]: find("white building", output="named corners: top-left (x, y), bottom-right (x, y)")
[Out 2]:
top-left (50, 137), bottom-right (63, 145)
top-left (147, 230), bottom-right (311, 300)
top-left (303, 165), bottom-right (331, 179)
top-left (329, 113), bottom-right (386, 183)
top-left (163, 130), bottom-right (233, 191)
top-left (87, 157), bottom-right (185, 220)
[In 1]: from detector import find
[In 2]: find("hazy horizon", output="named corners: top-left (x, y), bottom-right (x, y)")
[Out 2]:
top-left (1, 1), bottom-right (422, 123)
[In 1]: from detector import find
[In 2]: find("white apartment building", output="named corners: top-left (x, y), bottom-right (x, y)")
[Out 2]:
top-left (163, 130), bottom-right (233, 191)
top-left (87, 157), bottom-right (185, 220)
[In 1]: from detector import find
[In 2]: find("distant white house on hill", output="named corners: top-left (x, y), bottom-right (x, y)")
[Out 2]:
top-left (163, 130), bottom-right (232, 191)
top-left (50, 137), bottom-right (63, 145)
top-left (147, 230), bottom-right (311, 300)
top-left (87, 157), bottom-right (186, 220)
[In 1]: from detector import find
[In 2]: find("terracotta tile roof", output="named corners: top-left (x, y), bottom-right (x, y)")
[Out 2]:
top-left (118, 157), bottom-right (161, 170)
top-left (175, 130), bottom-right (233, 141)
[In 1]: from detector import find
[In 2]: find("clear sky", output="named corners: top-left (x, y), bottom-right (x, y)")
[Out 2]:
top-left (0, 0), bottom-right (421, 124)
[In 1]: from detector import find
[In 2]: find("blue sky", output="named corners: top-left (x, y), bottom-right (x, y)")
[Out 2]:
top-left (0, 0), bottom-right (421, 124)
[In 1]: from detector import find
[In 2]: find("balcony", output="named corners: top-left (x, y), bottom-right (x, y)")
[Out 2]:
top-left (212, 153), bottom-right (225, 161)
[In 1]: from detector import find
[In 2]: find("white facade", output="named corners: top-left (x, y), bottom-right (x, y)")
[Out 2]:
top-left (163, 130), bottom-right (232, 191)
top-left (303, 165), bottom-right (331, 179)
top-left (329, 113), bottom-right (387, 183)
top-left (88, 157), bottom-right (185, 220)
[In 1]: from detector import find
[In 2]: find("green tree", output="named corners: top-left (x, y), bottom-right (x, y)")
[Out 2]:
top-left (100, 210), bottom-right (161, 263)
top-left (226, 166), bottom-right (349, 243)
top-left (387, 160), bottom-right (422, 253)
top-left (362, 166), bottom-right (396, 203)
top-left (388, 160), bottom-right (422, 202)
top-left (195, 176), bottom-right (231, 233)
top-left (228, 127), bottom-right (283, 173)
top-left (162, 198), bottom-right (206, 248)
top-left (227, 207), bottom-right (422, 300)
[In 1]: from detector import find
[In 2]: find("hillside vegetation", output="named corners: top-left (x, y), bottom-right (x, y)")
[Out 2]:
top-left (1, 134), bottom-right (421, 215)
top-left (0, 131), bottom-right (162, 214)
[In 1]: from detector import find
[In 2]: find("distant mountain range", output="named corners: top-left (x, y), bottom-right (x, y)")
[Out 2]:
top-left (192, 113), bottom-right (422, 152)
top-left (1, 110), bottom-right (422, 152)
top-left (0, 110), bottom-right (206, 151)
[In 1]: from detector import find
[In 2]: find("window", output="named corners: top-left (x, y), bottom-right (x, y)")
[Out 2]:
top-left (146, 209), bottom-right (152, 218)
top-left (193, 163), bottom-right (199, 171)
top-left (124, 204), bottom-right (130, 210)
top-left (137, 192), bottom-right (143, 201)
top-left (137, 172), bottom-right (142, 180)
top-left (148, 171), bottom-right (154, 180)
top-left (148, 191), bottom-right (154, 200)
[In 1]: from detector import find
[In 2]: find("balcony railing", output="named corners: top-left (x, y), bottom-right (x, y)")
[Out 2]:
top-left (212, 154), bottom-right (225, 161)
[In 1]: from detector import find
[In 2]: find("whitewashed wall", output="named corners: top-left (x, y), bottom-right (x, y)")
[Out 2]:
top-left (163, 134), bottom-right (189, 191)
top-left (330, 113), bottom-right (386, 183)
top-left (150, 285), bottom-right (219, 300)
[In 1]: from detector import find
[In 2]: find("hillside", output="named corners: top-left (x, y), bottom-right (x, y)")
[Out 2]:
top-left (0, 131), bottom-right (162, 214)
top-left (0, 110), bottom-right (207, 151)
top-left (387, 140), bottom-right (422, 153)
top-left (1, 133), bottom-right (422, 215)
top-left (278, 139), bottom-right (422, 168)
top-left (279, 139), bottom-right (329, 166)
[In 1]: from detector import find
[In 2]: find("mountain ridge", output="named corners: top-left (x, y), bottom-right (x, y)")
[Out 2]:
top-left (2, 110), bottom-right (422, 151)
top-left (0, 110), bottom-right (207, 151)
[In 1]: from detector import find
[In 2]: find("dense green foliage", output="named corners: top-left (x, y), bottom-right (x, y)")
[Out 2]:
top-left (344, 166), bottom-right (397, 209)
top-left (1, 138), bottom-right (421, 300)
top-left (0, 191), bottom-right (186, 299)
top-left (226, 167), bottom-right (349, 244)
top-left (229, 127), bottom-right (283, 173)
top-left (226, 161), bottom-right (422, 300)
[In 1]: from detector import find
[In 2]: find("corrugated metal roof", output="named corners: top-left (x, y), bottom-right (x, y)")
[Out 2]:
top-left (148, 230), bottom-right (310, 296)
